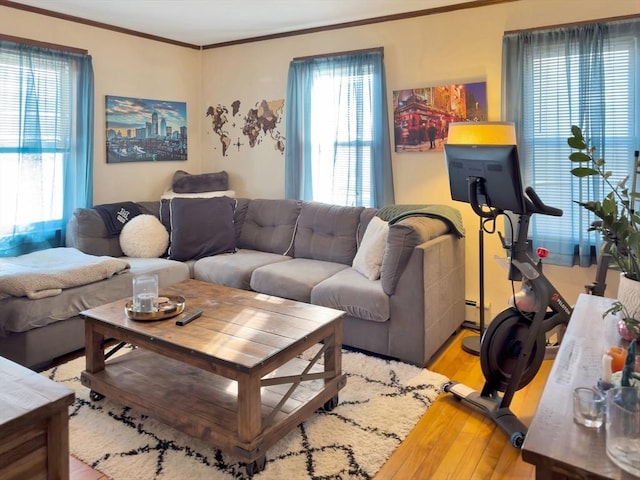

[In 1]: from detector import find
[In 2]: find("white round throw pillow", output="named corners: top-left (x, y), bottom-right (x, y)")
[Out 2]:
top-left (119, 214), bottom-right (169, 258)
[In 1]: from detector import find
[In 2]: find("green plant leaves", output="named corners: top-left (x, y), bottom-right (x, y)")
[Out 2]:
top-left (568, 125), bottom-right (640, 282)
top-left (571, 167), bottom-right (599, 177)
top-left (570, 124), bottom-right (584, 138)
top-left (568, 136), bottom-right (587, 150)
top-left (569, 152), bottom-right (591, 162)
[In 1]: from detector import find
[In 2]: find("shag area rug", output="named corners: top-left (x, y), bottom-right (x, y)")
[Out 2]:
top-left (43, 348), bottom-right (448, 480)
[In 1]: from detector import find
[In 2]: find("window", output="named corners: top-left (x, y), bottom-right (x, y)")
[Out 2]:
top-left (284, 50), bottom-right (394, 208)
top-left (0, 39), bottom-right (94, 257)
top-left (502, 19), bottom-right (640, 267)
top-left (309, 72), bottom-right (373, 206)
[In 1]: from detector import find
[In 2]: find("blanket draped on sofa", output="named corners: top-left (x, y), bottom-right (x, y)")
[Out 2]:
top-left (93, 201), bottom-right (141, 236)
top-left (0, 247), bottom-right (130, 300)
top-left (376, 204), bottom-right (466, 237)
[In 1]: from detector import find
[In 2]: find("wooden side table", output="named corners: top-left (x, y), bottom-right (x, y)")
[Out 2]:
top-left (0, 356), bottom-right (75, 480)
top-left (521, 293), bottom-right (633, 479)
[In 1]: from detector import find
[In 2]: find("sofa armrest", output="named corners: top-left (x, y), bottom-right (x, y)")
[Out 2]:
top-left (381, 216), bottom-right (450, 295)
top-left (65, 208), bottom-right (123, 257)
top-left (387, 232), bottom-right (466, 365)
top-left (65, 201), bottom-right (160, 257)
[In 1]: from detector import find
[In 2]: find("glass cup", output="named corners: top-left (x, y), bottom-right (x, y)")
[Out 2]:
top-left (606, 386), bottom-right (640, 476)
top-left (132, 274), bottom-right (158, 313)
top-left (573, 387), bottom-right (605, 428)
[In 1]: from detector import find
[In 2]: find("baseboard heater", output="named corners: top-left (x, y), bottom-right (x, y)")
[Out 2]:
top-left (462, 320), bottom-right (481, 332)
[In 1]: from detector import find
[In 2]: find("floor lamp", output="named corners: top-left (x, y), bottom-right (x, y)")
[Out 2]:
top-left (444, 122), bottom-right (518, 356)
top-left (461, 216), bottom-right (486, 355)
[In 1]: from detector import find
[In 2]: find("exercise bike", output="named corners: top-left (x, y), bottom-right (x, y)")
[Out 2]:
top-left (443, 185), bottom-right (573, 448)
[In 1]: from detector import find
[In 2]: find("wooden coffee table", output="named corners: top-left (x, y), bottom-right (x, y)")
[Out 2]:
top-left (80, 279), bottom-right (346, 475)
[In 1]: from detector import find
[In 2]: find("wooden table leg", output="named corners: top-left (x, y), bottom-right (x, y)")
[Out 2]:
top-left (47, 409), bottom-right (70, 479)
top-left (237, 373), bottom-right (262, 443)
top-left (324, 318), bottom-right (343, 384)
top-left (321, 319), bottom-right (344, 411)
top-left (84, 319), bottom-right (105, 373)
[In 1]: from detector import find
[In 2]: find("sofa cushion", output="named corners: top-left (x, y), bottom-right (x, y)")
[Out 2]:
top-left (167, 196), bottom-right (236, 261)
top-left (194, 249), bottom-right (291, 290)
top-left (311, 268), bottom-right (389, 323)
top-left (250, 258), bottom-right (348, 303)
top-left (294, 202), bottom-right (364, 265)
top-left (0, 257), bottom-right (189, 336)
top-left (119, 214), bottom-right (169, 258)
top-left (172, 169), bottom-right (229, 193)
top-left (352, 216), bottom-right (388, 280)
top-left (238, 199), bottom-right (301, 255)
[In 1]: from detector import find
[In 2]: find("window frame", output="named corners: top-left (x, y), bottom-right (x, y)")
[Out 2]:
top-left (502, 20), bottom-right (639, 267)
top-left (284, 49), bottom-right (394, 208)
top-left (0, 36), bottom-right (93, 257)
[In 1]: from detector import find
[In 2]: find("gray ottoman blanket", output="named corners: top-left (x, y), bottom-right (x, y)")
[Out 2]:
top-left (0, 247), bottom-right (130, 300)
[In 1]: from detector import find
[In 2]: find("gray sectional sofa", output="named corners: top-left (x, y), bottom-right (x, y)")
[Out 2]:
top-left (0, 197), bottom-right (465, 369)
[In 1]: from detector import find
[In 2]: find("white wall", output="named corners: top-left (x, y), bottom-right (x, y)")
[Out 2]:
top-left (200, 0), bottom-right (637, 317)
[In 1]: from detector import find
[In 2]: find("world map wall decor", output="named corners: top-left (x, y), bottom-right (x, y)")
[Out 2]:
top-left (105, 95), bottom-right (188, 163)
top-left (206, 99), bottom-right (285, 156)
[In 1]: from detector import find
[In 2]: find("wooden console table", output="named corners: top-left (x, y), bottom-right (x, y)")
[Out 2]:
top-left (0, 356), bottom-right (75, 480)
top-left (522, 293), bottom-right (635, 479)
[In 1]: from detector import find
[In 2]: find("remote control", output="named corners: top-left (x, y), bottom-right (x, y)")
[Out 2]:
top-left (175, 309), bottom-right (203, 326)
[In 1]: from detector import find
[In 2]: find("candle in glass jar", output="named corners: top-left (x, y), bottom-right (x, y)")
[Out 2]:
top-left (132, 274), bottom-right (159, 313)
top-left (608, 346), bottom-right (627, 373)
top-left (602, 353), bottom-right (613, 383)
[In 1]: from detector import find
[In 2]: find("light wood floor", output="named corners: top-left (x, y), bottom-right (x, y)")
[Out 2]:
top-left (69, 328), bottom-right (552, 480)
top-left (374, 329), bottom-right (552, 480)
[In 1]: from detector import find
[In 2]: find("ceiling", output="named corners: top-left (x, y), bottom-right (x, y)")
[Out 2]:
top-left (6, 0), bottom-right (486, 47)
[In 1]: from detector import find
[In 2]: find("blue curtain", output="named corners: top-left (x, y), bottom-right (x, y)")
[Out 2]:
top-left (284, 50), bottom-right (394, 208)
top-left (284, 59), bottom-right (314, 201)
top-left (502, 18), bottom-right (639, 267)
top-left (0, 41), bottom-right (94, 257)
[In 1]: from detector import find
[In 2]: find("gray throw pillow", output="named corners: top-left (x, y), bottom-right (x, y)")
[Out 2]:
top-left (172, 169), bottom-right (229, 193)
top-left (167, 196), bottom-right (236, 261)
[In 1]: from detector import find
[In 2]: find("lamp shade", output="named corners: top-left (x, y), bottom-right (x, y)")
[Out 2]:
top-left (447, 122), bottom-right (516, 146)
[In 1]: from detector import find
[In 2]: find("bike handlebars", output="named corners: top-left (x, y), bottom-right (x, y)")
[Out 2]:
top-left (466, 178), bottom-right (563, 218)
top-left (524, 187), bottom-right (563, 217)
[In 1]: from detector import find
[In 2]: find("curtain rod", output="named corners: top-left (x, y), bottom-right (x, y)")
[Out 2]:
top-left (293, 46), bottom-right (383, 62)
top-left (504, 12), bottom-right (640, 35)
top-left (0, 33), bottom-right (88, 54)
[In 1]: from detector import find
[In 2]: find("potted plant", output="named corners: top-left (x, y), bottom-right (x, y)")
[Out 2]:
top-left (603, 301), bottom-right (640, 341)
top-left (567, 125), bottom-right (640, 339)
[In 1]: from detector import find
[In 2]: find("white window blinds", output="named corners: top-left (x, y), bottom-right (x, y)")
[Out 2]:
top-left (509, 23), bottom-right (639, 266)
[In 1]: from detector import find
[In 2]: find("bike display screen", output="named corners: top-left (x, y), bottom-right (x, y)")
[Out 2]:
top-left (444, 144), bottom-right (526, 215)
